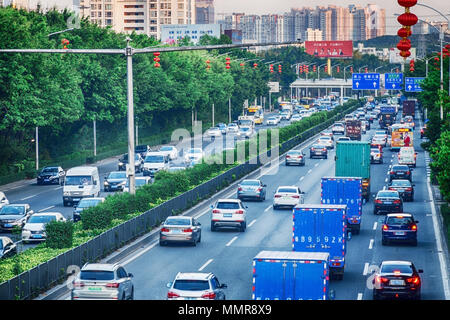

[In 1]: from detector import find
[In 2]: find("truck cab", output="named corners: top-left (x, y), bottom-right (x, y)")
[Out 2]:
top-left (63, 166), bottom-right (100, 207)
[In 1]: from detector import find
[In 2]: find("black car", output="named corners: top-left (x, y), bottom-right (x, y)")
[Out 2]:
top-left (388, 179), bottom-right (414, 202)
top-left (389, 165), bottom-right (412, 182)
top-left (309, 144), bottom-right (328, 159)
top-left (372, 261), bottom-right (423, 300)
top-left (0, 204), bottom-right (34, 231)
top-left (0, 236), bottom-right (17, 259)
top-left (37, 166), bottom-right (65, 185)
top-left (382, 213), bottom-right (418, 246)
top-left (374, 190), bottom-right (403, 215)
top-left (135, 145), bottom-right (150, 158)
top-left (118, 153), bottom-right (143, 173)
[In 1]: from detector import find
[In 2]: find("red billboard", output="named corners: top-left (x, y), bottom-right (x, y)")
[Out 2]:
top-left (305, 41), bottom-right (353, 58)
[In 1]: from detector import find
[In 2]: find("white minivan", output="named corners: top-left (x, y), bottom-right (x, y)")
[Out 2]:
top-left (63, 166), bottom-right (100, 207)
top-left (398, 146), bottom-right (417, 167)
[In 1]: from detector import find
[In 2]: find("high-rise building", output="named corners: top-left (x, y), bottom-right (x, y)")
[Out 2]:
top-left (195, 0), bottom-right (213, 25)
top-left (350, 5), bottom-right (370, 41)
top-left (367, 4), bottom-right (386, 38)
top-left (304, 28), bottom-right (323, 41)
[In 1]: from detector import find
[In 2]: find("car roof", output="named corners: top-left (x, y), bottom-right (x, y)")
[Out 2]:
top-left (66, 166), bottom-right (98, 175)
top-left (80, 197), bottom-right (105, 201)
top-left (32, 212), bottom-right (62, 217)
top-left (2, 204), bottom-right (28, 207)
top-left (175, 272), bottom-right (213, 281)
top-left (381, 260), bottom-right (412, 266)
top-left (386, 213), bottom-right (413, 218)
top-left (217, 198), bottom-right (241, 203)
top-left (277, 186), bottom-right (298, 190)
top-left (146, 152), bottom-right (165, 156)
top-left (81, 263), bottom-right (119, 272)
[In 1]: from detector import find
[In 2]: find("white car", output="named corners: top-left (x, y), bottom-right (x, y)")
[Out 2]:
top-left (159, 146), bottom-right (178, 160)
top-left (237, 127), bottom-right (253, 139)
top-left (290, 114), bottom-right (302, 122)
top-left (317, 136), bottom-right (334, 149)
top-left (123, 176), bottom-right (151, 193)
top-left (184, 148), bottom-right (204, 163)
top-left (398, 146), bottom-right (417, 167)
top-left (372, 135), bottom-right (387, 147)
top-left (227, 123), bottom-right (239, 133)
top-left (0, 192), bottom-right (9, 209)
top-left (332, 123), bottom-right (345, 135)
top-left (266, 116), bottom-right (279, 125)
top-left (205, 127), bottom-right (222, 139)
top-left (273, 186), bottom-right (305, 209)
top-left (211, 199), bottom-right (247, 232)
top-left (22, 212), bottom-right (66, 243)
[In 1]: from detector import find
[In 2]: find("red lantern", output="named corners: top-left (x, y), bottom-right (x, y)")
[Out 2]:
top-left (336, 66), bottom-right (340, 73)
top-left (397, 13), bottom-right (418, 27)
top-left (365, 67), bottom-right (368, 73)
top-left (278, 65), bottom-right (282, 73)
top-left (350, 66), bottom-right (353, 73)
top-left (154, 62), bottom-right (161, 68)
top-left (397, 0), bottom-right (417, 7)
top-left (153, 52), bottom-right (161, 68)
top-left (397, 39), bottom-right (411, 51)
top-left (396, 68), bottom-right (399, 73)
top-left (313, 65), bottom-right (317, 72)
top-left (299, 65), bottom-right (303, 74)
top-left (399, 50), bottom-right (411, 58)
top-left (397, 27), bottom-right (412, 38)
top-left (253, 63), bottom-right (258, 68)
top-left (324, 66), bottom-right (328, 73)
top-left (61, 38), bottom-right (70, 49)
top-left (225, 57), bottom-right (231, 70)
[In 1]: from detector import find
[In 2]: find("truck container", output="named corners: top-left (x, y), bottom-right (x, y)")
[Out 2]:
top-left (402, 100), bottom-right (416, 119)
top-left (379, 106), bottom-right (396, 129)
top-left (292, 204), bottom-right (347, 280)
top-left (321, 177), bottom-right (363, 235)
top-left (252, 251), bottom-right (330, 300)
top-left (335, 141), bottom-right (371, 202)
top-left (345, 120), bottom-right (362, 140)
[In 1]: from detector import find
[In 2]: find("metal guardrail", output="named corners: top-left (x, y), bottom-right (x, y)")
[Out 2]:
top-left (0, 103), bottom-right (359, 300)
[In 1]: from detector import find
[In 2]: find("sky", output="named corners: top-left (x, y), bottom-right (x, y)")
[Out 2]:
top-left (214, 0), bottom-right (450, 35)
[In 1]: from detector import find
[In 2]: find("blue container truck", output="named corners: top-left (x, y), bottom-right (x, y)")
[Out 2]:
top-left (292, 204), bottom-right (347, 280)
top-left (321, 177), bottom-right (363, 235)
top-left (252, 251), bottom-right (330, 300)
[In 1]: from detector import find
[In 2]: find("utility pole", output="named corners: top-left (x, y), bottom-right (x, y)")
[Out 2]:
top-left (93, 117), bottom-right (97, 157)
top-left (212, 103), bottom-right (215, 127)
top-left (35, 126), bottom-right (39, 171)
top-left (125, 37), bottom-right (136, 195)
top-left (228, 98), bottom-right (232, 123)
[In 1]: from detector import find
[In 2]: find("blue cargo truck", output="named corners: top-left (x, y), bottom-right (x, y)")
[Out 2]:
top-left (292, 204), bottom-right (347, 280)
top-left (321, 177), bottom-right (363, 235)
top-left (252, 251), bottom-right (330, 300)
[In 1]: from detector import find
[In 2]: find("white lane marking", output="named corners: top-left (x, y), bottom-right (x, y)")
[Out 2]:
top-left (6, 185), bottom-right (22, 191)
top-left (369, 239), bottom-right (374, 250)
top-left (121, 242), bottom-right (159, 266)
top-left (53, 187), bottom-right (62, 190)
top-left (38, 205), bottom-right (55, 212)
top-left (426, 214), bottom-right (433, 217)
top-left (314, 163), bottom-right (319, 167)
top-left (363, 263), bottom-right (369, 276)
top-left (307, 169), bottom-right (312, 174)
top-left (264, 206), bottom-right (271, 212)
top-left (357, 293), bottom-right (363, 300)
top-left (20, 195), bottom-right (36, 201)
top-left (299, 176), bottom-right (305, 181)
top-left (226, 236), bottom-right (238, 247)
top-left (198, 259), bottom-right (214, 271)
top-left (248, 219), bottom-right (257, 228)
top-left (373, 222), bottom-right (378, 230)
top-left (385, 178), bottom-right (388, 183)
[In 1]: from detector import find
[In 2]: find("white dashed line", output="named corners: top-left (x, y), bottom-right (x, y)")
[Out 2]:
top-left (363, 263), bottom-right (369, 276)
top-left (198, 259), bottom-right (214, 271)
top-left (369, 239), bottom-right (374, 250)
top-left (20, 195), bottom-right (35, 201)
top-left (314, 163), bottom-right (319, 167)
top-left (357, 293), bottom-right (363, 300)
top-left (385, 178), bottom-right (388, 183)
top-left (226, 236), bottom-right (238, 247)
top-left (299, 176), bottom-right (305, 181)
top-left (38, 205), bottom-right (55, 212)
top-left (264, 206), bottom-right (271, 212)
top-left (373, 222), bottom-right (378, 230)
top-left (248, 219), bottom-right (257, 228)
top-left (307, 169), bottom-right (312, 174)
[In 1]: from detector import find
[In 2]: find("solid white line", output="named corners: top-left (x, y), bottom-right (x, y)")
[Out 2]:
top-left (121, 242), bottom-right (159, 266)
top-left (248, 219), bottom-right (257, 228)
top-left (373, 222), bottom-right (378, 230)
top-left (38, 205), bottom-right (55, 212)
top-left (226, 236), bottom-right (238, 247)
top-left (363, 263), bottom-right (369, 276)
top-left (20, 195), bottom-right (35, 201)
top-left (357, 293), bottom-right (363, 300)
top-left (368, 239), bottom-right (374, 250)
top-left (198, 258), bottom-right (214, 271)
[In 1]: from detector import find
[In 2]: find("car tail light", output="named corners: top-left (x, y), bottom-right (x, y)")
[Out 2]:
top-left (376, 276), bottom-right (389, 284)
top-left (311, 148), bottom-right (315, 151)
top-left (405, 187), bottom-right (413, 191)
top-left (73, 281), bottom-right (85, 288)
top-left (393, 200), bottom-right (401, 204)
top-left (201, 292), bottom-right (216, 299)
top-left (375, 199), bottom-right (382, 204)
top-left (212, 209), bottom-right (221, 213)
top-left (406, 276), bottom-right (420, 285)
top-left (406, 171), bottom-right (410, 175)
top-left (286, 155), bottom-right (291, 158)
top-left (256, 187), bottom-right (262, 192)
top-left (291, 195), bottom-right (300, 199)
top-left (235, 210), bottom-right (244, 214)
top-left (167, 291), bottom-right (180, 298)
top-left (238, 187), bottom-right (242, 191)
top-left (388, 187), bottom-right (394, 191)
top-left (390, 171), bottom-right (395, 175)
top-left (106, 283), bottom-right (120, 288)
top-left (183, 228), bottom-right (193, 232)
top-left (161, 228), bottom-right (170, 232)
top-left (411, 224), bottom-right (417, 231)
top-left (322, 148), bottom-right (327, 151)
top-left (274, 195), bottom-right (281, 198)
top-left (382, 224), bottom-right (389, 231)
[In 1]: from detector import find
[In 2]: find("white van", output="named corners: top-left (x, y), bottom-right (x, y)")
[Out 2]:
top-left (398, 147), bottom-right (417, 167)
top-left (63, 166), bottom-right (100, 207)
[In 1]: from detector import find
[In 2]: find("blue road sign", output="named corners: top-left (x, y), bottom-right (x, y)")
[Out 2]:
top-left (405, 77), bottom-right (425, 92)
top-left (385, 73), bottom-right (403, 90)
top-left (352, 73), bottom-right (380, 90)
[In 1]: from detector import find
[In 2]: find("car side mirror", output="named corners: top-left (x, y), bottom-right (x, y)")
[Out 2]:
top-left (220, 284), bottom-right (227, 289)
top-left (418, 269), bottom-right (423, 273)
top-left (415, 220), bottom-right (419, 224)
top-left (128, 273), bottom-right (134, 278)
top-left (210, 205), bottom-right (214, 209)
top-left (166, 282), bottom-right (173, 288)
top-left (245, 206), bottom-right (248, 209)
top-left (263, 185), bottom-right (267, 187)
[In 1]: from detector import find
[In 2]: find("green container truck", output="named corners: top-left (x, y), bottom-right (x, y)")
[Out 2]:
top-left (335, 141), bottom-right (371, 202)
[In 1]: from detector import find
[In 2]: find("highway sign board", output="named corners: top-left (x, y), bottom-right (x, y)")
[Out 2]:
top-left (385, 73), bottom-right (403, 90)
top-left (268, 81), bottom-right (280, 93)
top-left (352, 73), bottom-right (380, 90)
top-left (405, 77), bottom-right (425, 92)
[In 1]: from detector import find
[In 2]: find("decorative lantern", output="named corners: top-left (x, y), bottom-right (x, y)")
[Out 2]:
top-left (299, 65), bottom-right (303, 74)
top-left (397, 27), bottom-right (412, 38)
top-left (270, 64), bottom-right (274, 73)
top-left (225, 57), bottom-right (231, 70)
top-left (409, 59), bottom-right (415, 72)
top-left (336, 66), bottom-right (340, 73)
top-left (153, 52), bottom-right (161, 68)
top-left (61, 38), bottom-right (70, 49)
top-left (253, 63), bottom-right (258, 69)
top-left (206, 59), bottom-right (211, 70)
top-left (365, 67), bottom-right (368, 73)
top-left (399, 50), bottom-right (411, 58)
top-left (278, 65), bottom-right (282, 74)
top-left (397, 13), bottom-right (418, 26)
top-left (313, 65), bottom-right (316, 72)
top-left (350, 66), bottom-right (353, 73)
top-left (398, 0), bottom-right (417, 7)
top-left (397, 39), bottom-right (412, 51)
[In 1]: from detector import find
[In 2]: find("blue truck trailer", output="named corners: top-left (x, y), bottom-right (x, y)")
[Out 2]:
top-left (292, 204), bottom-right (347, 280)
top-left (252, 251), bottom-right (330, 300)
top-left (321, 177), bottom-right (363, 235)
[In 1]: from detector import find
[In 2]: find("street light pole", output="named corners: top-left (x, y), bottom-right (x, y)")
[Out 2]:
top-left (93, 117), bottom-right (97, 157)
top-left (125, 37), bottom-right (136, 195)
top-left (35, 126), bottom-right (39, 171)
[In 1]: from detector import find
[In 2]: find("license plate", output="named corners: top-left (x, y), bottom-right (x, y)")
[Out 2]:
top-left (185, 297), bottom-right (196, 300)
top-left (32, 234), bottom-right (43, 239)
top-left (394, 232), bottom-right (406, 236)
top-left (171, 229), bottom-right (182, 234)
top-left (384, 201), bottom-right (392, 204)
top-left (223, 213), bottom-right (232, 218)
top-left (73, 198), bottom-right (80, 202)
top-left (390, 279), bottom-right (405, 286)
top-left (398, 172), bottom-right (404, 175)
top-left (44, 179), bottom-right (49, 182)
top-left (4, 224), bottom-right (12, 228)
top-left (88, 287), bottom-right (102, 291)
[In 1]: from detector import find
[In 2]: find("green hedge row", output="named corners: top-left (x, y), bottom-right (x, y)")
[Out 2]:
top-left (0, 99), bottom-right (360, 284)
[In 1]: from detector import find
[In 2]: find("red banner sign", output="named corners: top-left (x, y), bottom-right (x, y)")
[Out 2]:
top-left (305, 41), bottom-right (353, 58)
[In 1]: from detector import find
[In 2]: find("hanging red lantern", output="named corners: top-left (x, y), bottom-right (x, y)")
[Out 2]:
top-left (397, 13), bottom-right (418, 27)
top-left (397, 0), bottom-right (417, 7)
top-left (225, 57), bottom-right (231, 70)
top-left (253, 63), bottom-right (258, 68)
top-left (397, 39), bottom-right (411, 51)
top-left (399, 50), bottom-right (411, 58)
top-left (299, 65), bottom-right (303, 74)
top-left (153, 52), bottom-right (161, 68)
top-left (336, 66), bottom-right (340, 73)
top-left (61, 38), bottom-right (70, 49)
top-left (278, 65), bottom-right (282, 73)
top-left (350, 66), bottom-right (353, 73)
top-left (397, 27), bottom-right (412, 38)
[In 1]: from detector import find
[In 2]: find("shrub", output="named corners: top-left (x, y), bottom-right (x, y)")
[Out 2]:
top-left (81, 205), bottom-right (112, 230)
top-left (45, 220), bottom-right (74, 249)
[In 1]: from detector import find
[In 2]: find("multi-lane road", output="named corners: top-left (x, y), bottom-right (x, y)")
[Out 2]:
top-left (46, 108), bottom-right (448, 300)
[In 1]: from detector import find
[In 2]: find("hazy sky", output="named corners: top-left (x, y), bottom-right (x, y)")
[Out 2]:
top-left (214, 0), bottom-right (450, 34)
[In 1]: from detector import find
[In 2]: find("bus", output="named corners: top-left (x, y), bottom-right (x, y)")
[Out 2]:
top-left (299, 97), bottom-right (314, 110)
top-left (238, 116), bottom-right (255, 128)
top-left (245, 105), bottom-right (264, 125)
top-left (390, 124), bottom-right (413, 151)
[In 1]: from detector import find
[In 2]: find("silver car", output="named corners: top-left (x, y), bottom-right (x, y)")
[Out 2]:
top-left (159, 216), bottom-right (201, 246)
top-left (71, 263), bottom-right (134, 300)
top-left (167, 272), bottom-right (227, 300)
top-left (285, 150), bottom-right (306, 166)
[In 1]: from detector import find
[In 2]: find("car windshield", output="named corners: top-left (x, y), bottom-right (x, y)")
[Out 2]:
top-left (376, 131), bottom-right (386, 135)
top-left (319, 137), bottom-right (331, 141)
top-left (381, 264), bottom-right (413, 274)
top-left (377, 191), bottom-right (398, 198)
top-left (278, 188), bottom-right (297, 193)
top-left (393, 165), bottom-right (409, 171)
top-left (165, 218), bottom-right (191, 226)
top-left (386, 216), bottom-right (414, 225)
top-left (240, 128), bottom-right (250, 132)
top-left (80, 270), bottom-right (115, 281)
top-left (401, 148), bottom-right (414, 154)
top-left (78, 199), bottom-right (102, 208)
top-left (41, 168), bottom-right (58, 174)
top-left (312, 144), bottom-right (325, 149)
top-left (216, 202), bottom-right (240, 210)
top-left (135, 145), bottom-right (148, 151)
top-left (209, 127), bottom-right (219, 131)
top-left (28, 215), bottom-right (57, 224)
top-left (288, 151), bottom-right (302, 155)
top-left (391, 180), bottom-right (411, 187)
top-left (173, 280), bottom-right (210, 291)
top-left (371, 149), bottom-right (380, 153)
top-left (188, 149), bottom-right (202, 154)
top-left (108, 172), bottom-right (126, 179)
top-left (268, 117), bottom-right (277, 120)
top-left (241, 180), bottom-right (260, 186)
top-left (65, 176), bottom-right (92, 186)
top-left (160, 146), bottom-right (173, 151)
top-left (0, 241), bottom-right (3, 249)
top-left (0, 206), bottom-right (25, 215)
top-left (145, 155), bottom-right (165, 163)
